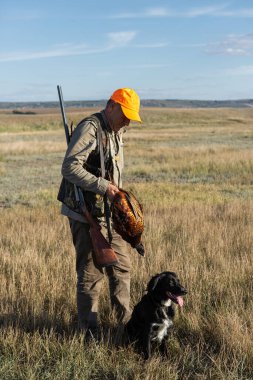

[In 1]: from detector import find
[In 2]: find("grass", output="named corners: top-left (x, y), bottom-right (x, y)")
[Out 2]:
top-left (0, 107), bottom-right (253, 379)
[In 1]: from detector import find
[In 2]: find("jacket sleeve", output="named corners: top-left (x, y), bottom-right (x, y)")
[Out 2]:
top-left (61, 120), bottom-right (110, 195)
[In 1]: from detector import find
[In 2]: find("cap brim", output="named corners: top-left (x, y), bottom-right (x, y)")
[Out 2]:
top-left (121, 105), bottom-right (142, 123)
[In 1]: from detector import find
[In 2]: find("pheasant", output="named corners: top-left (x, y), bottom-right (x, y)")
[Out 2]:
top-left (111, 189), bottom-right (145, 256)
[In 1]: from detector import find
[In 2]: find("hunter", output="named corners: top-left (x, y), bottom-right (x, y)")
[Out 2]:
top-left (58, 88), bottom-right (142, 340)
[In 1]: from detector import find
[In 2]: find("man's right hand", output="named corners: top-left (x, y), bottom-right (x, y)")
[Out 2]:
top-left (106, 183), bottom-right (119, 201)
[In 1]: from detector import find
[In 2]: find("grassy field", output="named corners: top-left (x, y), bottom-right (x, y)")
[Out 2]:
top-left (0, 107), bottom-right (252, 379)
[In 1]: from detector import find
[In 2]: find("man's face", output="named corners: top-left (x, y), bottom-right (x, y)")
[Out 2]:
top-left (106, 102), bottom-right (130, 132)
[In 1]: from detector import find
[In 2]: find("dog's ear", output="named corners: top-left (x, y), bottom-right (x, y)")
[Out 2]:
top-left (147, 273), bottom-right (166, 292)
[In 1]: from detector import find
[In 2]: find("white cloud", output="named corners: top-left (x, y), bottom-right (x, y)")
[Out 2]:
top-left (185, 5), bottom-right (228, 17)
top-left (0, 35), bottom-right (131, 63)
top-left (110, 5), bottom-right (253, 19)
top-left (109, 7), bottom-right (170, 19)
top-left (133, 42), bottom-right (168, 48)
top-left (0, 30), bottom-right (167, 63)
top-left (145, 8), bottom-right (170, 17)
top-left (0, 43), bottom-right (105, 62)
top-left (222, 48), bottom-right (248, 56)
top-left (205, 34), bottom-right (253, 56)
top-left (107, 31), bottom-right (137, 47)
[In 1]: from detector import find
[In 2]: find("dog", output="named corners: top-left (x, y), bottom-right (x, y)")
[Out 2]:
top-left (125, 271), bottom-right (187, 360)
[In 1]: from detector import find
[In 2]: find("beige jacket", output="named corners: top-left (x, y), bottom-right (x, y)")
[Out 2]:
top-left (60, 110), bottom-right (124, 223)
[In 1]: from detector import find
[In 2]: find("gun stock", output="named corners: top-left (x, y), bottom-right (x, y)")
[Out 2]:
top-left (57, 85), bottom-right (119, 267)
top-left (77, 188), bottom-right (118, 267)
top-left (84, 208), bottom-right (118, 267)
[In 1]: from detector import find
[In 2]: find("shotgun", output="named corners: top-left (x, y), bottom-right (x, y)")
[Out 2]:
top-left (57, 85), bottom-right (119, 267)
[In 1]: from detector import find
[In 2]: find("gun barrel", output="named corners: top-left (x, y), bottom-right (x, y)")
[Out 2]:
top-left (57, 85), bottom-right (70, 144)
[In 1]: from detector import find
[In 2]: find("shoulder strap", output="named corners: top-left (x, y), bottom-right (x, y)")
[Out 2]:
top-left (97, 124), bottom-right (106, 178)
top-left (82, 113), bottom-right (107, 179)
top-left (76, 113), bottom-right (100, 128)
top-left (91, 113), bottom-right (107, 179)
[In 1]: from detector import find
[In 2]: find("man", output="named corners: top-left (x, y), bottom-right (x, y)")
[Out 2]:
top-left (58, 88), bottom-right (142, 338)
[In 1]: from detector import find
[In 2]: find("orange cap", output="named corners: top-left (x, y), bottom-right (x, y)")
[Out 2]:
top-left (110, 88), bottom-right (142, 122)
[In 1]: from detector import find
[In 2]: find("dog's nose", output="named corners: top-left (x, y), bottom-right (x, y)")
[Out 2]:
top-left (180, 287), bottom-right (187, 295)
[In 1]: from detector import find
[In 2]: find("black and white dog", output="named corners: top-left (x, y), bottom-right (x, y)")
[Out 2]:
top-left (125, 271), bottom-right (187, 360)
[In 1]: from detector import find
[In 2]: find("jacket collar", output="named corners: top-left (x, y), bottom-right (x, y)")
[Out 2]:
top-left (101, 110), bottom-right (112, 133)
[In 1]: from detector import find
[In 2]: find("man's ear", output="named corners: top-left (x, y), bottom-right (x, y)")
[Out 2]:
top-left (106, 99), bottom-right (116, 112)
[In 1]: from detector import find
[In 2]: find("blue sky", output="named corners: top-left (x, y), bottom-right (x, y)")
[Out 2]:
top-left (1, 0), bottom-right (253, 101)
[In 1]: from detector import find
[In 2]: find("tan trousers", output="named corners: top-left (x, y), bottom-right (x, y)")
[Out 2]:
top-left (68, 218), bottom-right (131, 330)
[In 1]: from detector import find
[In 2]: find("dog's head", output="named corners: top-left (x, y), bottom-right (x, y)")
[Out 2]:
top-left (147, 271), bottom-right (187, 307)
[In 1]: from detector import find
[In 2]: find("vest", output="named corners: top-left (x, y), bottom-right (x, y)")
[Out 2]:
top-left (57, 113), bottom-right (113, 217)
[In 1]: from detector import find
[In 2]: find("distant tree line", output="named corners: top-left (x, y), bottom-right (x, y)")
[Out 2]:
top-left (12, 110), bottom-right (37, 115)
top-left (0, 99), bottom-right (252, 110)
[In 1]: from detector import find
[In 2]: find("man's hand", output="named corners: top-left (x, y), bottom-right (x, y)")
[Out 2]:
top-left (106, 183), bottom-right (119, 201)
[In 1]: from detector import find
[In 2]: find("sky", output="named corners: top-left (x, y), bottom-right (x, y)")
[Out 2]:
top-left (1, 0), bottom-right (253, 101)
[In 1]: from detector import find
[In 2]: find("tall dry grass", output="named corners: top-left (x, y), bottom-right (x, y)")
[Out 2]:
top-left (0, 107), bottom-right (252, 379)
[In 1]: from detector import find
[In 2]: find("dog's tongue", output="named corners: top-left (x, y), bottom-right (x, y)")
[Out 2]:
top-left (177, 296), bottom-right (184, 307)
top-left (167, 292), bottom-right (184, 307)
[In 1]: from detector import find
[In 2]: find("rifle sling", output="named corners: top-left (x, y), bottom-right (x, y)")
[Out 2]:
top-left (97, 125), bottom-right (106, 179)
top-left (97, 125), bottom-right (113, 243)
